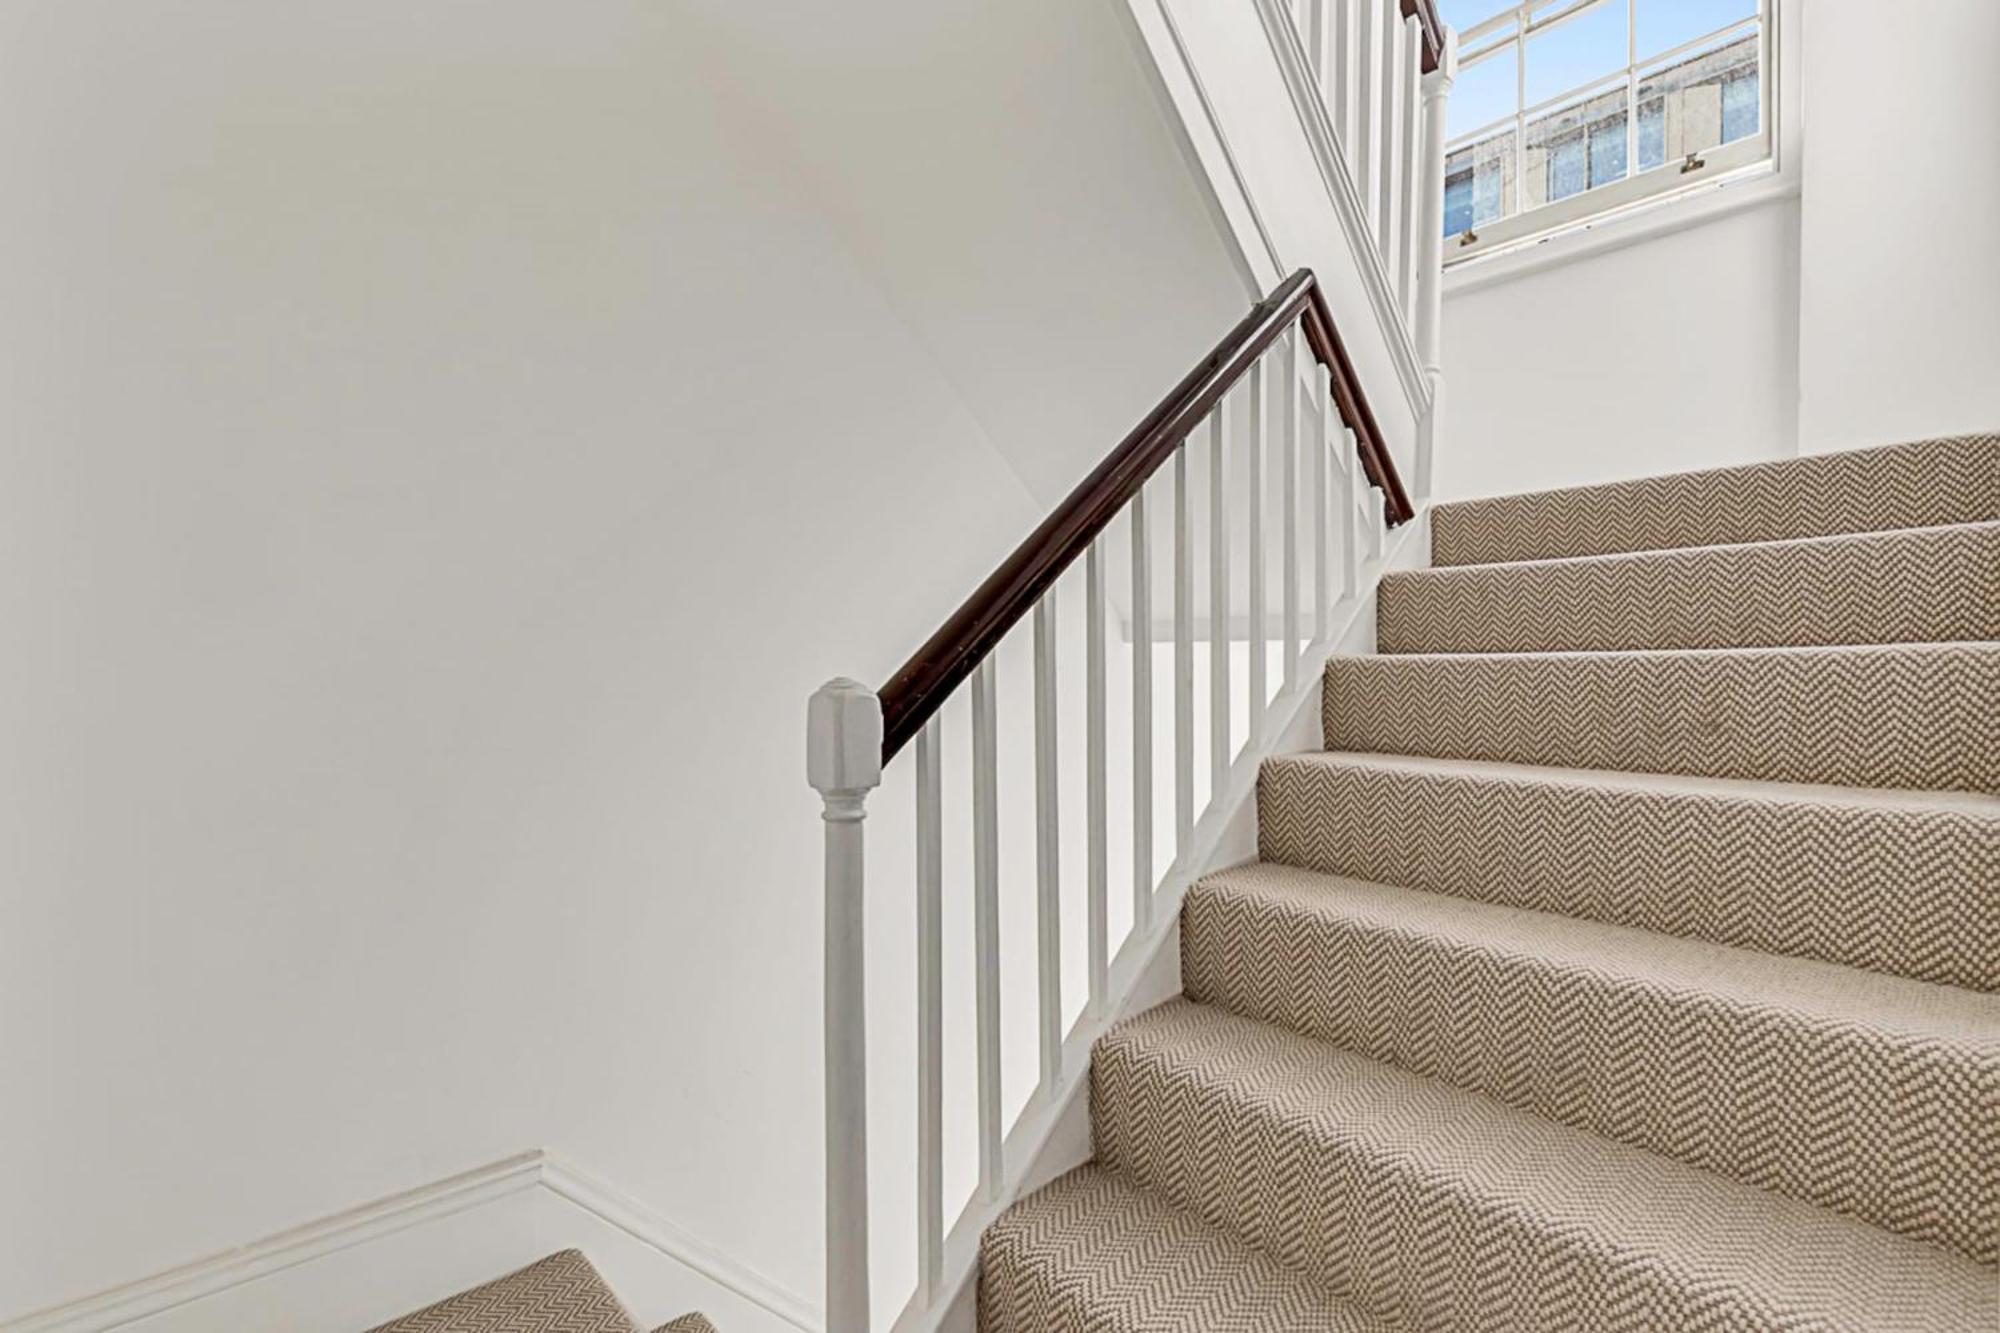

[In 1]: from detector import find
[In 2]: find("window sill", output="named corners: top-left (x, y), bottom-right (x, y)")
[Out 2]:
top-left (1441, 161), bottom-right (1798, 298)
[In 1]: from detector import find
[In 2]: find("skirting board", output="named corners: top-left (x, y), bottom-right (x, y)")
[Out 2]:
top-left (1, 1153), bottom-right (818, 1333)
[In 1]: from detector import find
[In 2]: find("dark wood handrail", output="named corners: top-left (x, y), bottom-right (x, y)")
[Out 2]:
top-left (877, 269), bottom-right (1413, 763)
top-left (1402, 0), bottom-right (1446, 74)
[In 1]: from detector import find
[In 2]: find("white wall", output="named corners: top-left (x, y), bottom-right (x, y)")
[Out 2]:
top-left (1796, 1), bottom-right (2000, 453)
top-left (0, 0), bottom-right (1253, 1320)
top-left (1438, 196), bottom-right (1801, 500)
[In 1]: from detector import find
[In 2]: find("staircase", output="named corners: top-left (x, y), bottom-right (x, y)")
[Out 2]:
top-left (979, 434), bottom-right (2000, 1331)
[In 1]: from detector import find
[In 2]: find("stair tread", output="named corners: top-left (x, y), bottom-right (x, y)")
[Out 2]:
top-left (1429, 431), bottom-right (2000, 567)
top-left (1094, 1000), bottom-right (1995, 1331)
top-left (367, 1251), bottom-right (641, 1333)
top-left (1273, 748), bottom-right (2000, 816)
top-left (1379, 518), bottom-right (2000, 654)
top-left (1321, 638), bottom-right (2000, 793)
top-left (1193, 861), bottom-right (2000, 1043)
top-left (981, 1163), bottom-right (1393, 1332)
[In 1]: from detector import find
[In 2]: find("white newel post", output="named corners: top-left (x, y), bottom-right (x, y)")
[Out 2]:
top-left (809, 678), bottom-right (883, 1333)
top-left (1413, 28), bottom-right (1457, 499)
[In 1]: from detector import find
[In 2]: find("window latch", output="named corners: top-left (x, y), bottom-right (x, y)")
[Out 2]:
top-left (1680, 151), bottom-right (1707, 175)
top-left (1459, 229), bottom-right (1480, 247)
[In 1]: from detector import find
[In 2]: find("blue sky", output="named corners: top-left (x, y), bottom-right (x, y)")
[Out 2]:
top-left (1441, 0), bottom-right (1758, 138)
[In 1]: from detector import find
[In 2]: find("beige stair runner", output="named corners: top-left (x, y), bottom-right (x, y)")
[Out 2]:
top-left (978, 432), bottom-right (2000, 1331)
top-left (366, 1250), bottom-right (715, 1333)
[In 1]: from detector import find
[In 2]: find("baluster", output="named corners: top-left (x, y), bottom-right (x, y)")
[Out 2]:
top-left (1355, 0), bottom-right (1381, 237)
top-left (1085, 541), bottom-right (1108, 1019)
top-left (1313, 364), bottom-right (1332, 641)
top-left (1208, 403), bottom-right (1231, 797)
top-left (1379, 1), bottom-right (1403, 257)
top-left (970, 658), bottom-right (1003, 1201)
top-left (1032, 597), bottom-right (1061, 1095)
top-left (913, 716), bottom-right (943, 1308)
top-left (1367, 482), bottom-right (1386, 563)
top-left (1337, 426), bottom-right (1359, 599)
top-left (1282, 331), bottom-right (1301, 690)
top-left (1332, 0), bottom-right (1359, 159)
top-left (1131, 490), bottom-right (1153, 931)
top-left (1247, 358), bottom-right (1267, 744)
top-left (807, 679), bottom-right (883, 1333)
top-left (1174, 444), bottom-right (1194, 850)
top-left (1398, 14), bottom-right (1423, 322)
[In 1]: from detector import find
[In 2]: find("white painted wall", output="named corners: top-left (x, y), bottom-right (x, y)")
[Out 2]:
top-left (0, 1), bottom-right (1240, 1322)
top-left (1796, 1), bottom-right (2000, 453)
top-left (1438, 196), bottom-right (1801, 500)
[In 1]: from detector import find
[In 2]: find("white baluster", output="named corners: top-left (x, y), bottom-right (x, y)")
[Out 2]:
top-left (1337, 426), bottom-right (1359, 598)
top-left (1332, 0), bottom-right (1359, 160)
top-left (912, 716), bottom-right (943, 1309)
top-left (1032, 597), bottom-right (1061, 1096)
top-left (1282, 331), bottom-right (1302, 689)
top-left (1367, 484), bottom-right (1386, 562)
top-left (1415, 32), bottom-right (1458, 500)
top-left (970, 658), bottom-right (1003, 1201)
top-left (807, 679), bottom-right (883, 1333)
top-left (1174, 444), bottom-right (1194, 850)
top-left (1355, 0), bottom-right (1382, 237)
top-left (1313, 365), bottom-right (1332, 641)
top-left (1247, 357), bottom-right (1267, 743)
top-left (1397, 14), bottom-right (1424, 323)
top-left (1208, 404), bottom-right (1231, 796)
top-left (1379, 1), bottom-right (1404, 258)
top-left (1084, 541), bottom-right (1108, 1019)
top-left (1130, 490), bottom-right (1152, 930)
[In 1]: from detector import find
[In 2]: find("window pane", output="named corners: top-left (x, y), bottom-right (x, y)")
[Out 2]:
top-left (1441, 128), bottom-right (1518, 236)
top-left (1636, 28), bottom-right (1759, 169)
top-left (1523, 83), bottom-right (1629, 208)
top-left (1448, 43), bottom-right (1518, 140)
top-left (1524, 0), bottom-right (1626, 106)
top-left (1636, 0), bottom-right (1757, 63)
top-left (1439, 0), bottom-right (1519, 32)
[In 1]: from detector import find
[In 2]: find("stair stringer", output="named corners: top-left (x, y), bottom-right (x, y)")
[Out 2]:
top-left (893, 508), bottom-right (1433, 1333)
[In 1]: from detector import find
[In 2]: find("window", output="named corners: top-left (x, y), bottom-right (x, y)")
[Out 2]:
top-left (1440, 0), bottom-right (1770, 257)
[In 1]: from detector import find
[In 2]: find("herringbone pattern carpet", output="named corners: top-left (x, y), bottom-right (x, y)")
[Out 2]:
top-left (1257, 751), bottom-right (2000, 990)
top-left (980, 434), bottom-right (2000, 1332)
top-left (1380, 520), bottom-right (2000, 654)
top-left (1322, 640), bottom-right (2000, 792)
top-left (367, 1252), bottom-right (642, 1333)
top-left (1430, 432), bottom-right (1999, 566)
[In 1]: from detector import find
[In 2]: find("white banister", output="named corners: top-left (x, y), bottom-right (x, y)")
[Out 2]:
top-left (1246, 358), bottom-right (1267, 744)
top-left (1032, 597), bottom-right (1062, 1096)
top-left (1208, 407), bottom-right (1231, 795)
top-left (1332, 0), bottom-right (1359, 159)
top-left (807, 678), bottom-right (883, 1333)
top-left (1415, 28), bottom-right (1457, 498)
top-left (1337, 426), bottom-right (1359, 598)
top-left (1355, 0), bottom-right (1383, 239)
top-left (1380, 5), bottom-right (1406, 265)
top-left (1282, 334), bottom-right (1302, 688)
top-left (1396, 14), bottom-right (1423, 321)
top-left (1313, 365), bottom-right (1332, 641)
top-left (912, 715), bottom-right (944, 1310)
top-left (1173, 444), bottom-right (1194, 849)
top-left (970, 657), bottom-right (1003, 1202)
top-left (1130, 489), bottom-right (1153, 931)
top-left (1084, 540), bottom-right (1108, 1020)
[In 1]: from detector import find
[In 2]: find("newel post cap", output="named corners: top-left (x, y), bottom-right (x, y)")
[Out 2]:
top-left (808, 678), bottom-right (884, 799)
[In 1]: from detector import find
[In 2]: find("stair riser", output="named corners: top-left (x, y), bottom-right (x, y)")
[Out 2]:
top-left (1430, 432), bottom-right (2000, 567)
top-left (1180, 882), bottom-right (1998, 1262)
top-left (1090, 1008), bottom-right (1993, 1332)
top-left (1380, 522), bottom-right (2000, 655)
top-left (1257, 758), bottom-right (2000, 990)
top-left (1322, 643), bottom-right (2000, 793)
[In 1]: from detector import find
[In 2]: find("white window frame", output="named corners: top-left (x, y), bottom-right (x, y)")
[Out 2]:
top-left (1444, 0), bottom-right (1778, 265)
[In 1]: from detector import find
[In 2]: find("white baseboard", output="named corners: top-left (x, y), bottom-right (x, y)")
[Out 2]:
top-left (2, 1154), bottom-right (818, 1333)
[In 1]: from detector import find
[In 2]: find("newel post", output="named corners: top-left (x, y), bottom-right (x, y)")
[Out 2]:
top-left (808, 678), bottom-right (883, 1333)
top-left (1414, 26), bottom-right (1458, 500)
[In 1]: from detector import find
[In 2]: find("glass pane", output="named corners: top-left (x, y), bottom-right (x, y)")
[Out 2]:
top-left (1637, 0), bottom-right (1757, 63)
top-left (1442, 128), bottom-right (1518, 236)
top-left (1448, 42), bottom-right (1518, 140)
top-left (1636, 27), bottom-right (1759, 170)
top-left (1523, 83), bottom-right (1629, 208)
top-left (1439, 0), bottom-right (1520, 32)
top-left (1525, 0), bottom-right (1627, 107)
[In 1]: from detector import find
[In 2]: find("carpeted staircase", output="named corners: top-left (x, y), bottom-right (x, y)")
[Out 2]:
top-left (366, 1250), bottom-right (715, 1333)
top-left (980, 434), bottom-right (2000, 1331)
